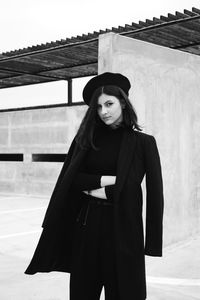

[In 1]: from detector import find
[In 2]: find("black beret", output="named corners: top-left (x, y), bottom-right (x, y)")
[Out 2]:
top-left (82, 72), bottom-right (131, 105)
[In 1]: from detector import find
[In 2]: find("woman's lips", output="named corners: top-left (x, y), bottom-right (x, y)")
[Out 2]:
top-left (103, 116), bottom-right (111, 121)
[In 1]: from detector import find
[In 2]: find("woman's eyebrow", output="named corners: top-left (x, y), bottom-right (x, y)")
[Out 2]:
top-left (98, 100), bottom-right (113, 106)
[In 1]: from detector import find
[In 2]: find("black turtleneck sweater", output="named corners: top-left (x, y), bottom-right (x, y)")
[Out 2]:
top-left (71, 124), bottom-right (125, 200)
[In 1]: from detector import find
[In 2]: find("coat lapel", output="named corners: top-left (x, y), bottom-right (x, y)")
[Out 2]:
top-left (63, 147), bottom-right (88, 182)
top-left (114, 128), bottom-right (137, 203)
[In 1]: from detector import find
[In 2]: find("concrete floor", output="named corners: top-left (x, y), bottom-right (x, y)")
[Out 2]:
top-left (0, 194), bottom-right (200, 300)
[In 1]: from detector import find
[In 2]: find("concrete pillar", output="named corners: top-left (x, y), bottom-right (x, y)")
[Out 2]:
top-left (98, 32), bottom-right (200, 245)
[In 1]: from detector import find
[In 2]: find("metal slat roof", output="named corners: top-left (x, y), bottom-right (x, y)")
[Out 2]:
top-left (1, 7), bottom-right (200, 89)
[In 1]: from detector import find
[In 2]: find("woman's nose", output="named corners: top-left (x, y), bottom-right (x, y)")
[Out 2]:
top-left (102, 106), bottom-right (108, 114)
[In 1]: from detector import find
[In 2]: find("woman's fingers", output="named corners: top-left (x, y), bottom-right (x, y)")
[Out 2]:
top-left (83, 188), bottom-right (107, 199)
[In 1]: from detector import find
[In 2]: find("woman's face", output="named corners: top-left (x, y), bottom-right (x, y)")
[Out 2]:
top-left (97, 93), bottom-right (123, 127)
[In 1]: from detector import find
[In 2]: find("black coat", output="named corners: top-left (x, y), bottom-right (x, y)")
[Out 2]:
top-left (25, 128), bottom-right (164, 300)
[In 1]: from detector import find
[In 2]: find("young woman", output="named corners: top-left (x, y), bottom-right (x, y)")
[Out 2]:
top-left (25, 72), bottom-right (164, 300)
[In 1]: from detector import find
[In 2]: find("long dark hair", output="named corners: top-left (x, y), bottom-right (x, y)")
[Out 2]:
top-left (75, 85), bottom-right (142, 149)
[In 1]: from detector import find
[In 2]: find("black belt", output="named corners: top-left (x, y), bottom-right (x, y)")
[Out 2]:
top-left (76, 194), bottom-right (114, 225)
top-left (81, 192), bottom-right (114, 206)
top-left (89, 197), bottom-right (114, 206)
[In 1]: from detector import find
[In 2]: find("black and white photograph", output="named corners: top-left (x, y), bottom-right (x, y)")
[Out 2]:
top-left (0, 0), bottom-right (200, 299)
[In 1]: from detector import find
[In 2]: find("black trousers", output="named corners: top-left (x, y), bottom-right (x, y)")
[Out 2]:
top-left (69, 194), bottom-right (120, 300)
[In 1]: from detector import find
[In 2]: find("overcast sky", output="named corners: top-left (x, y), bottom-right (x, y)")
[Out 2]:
top-left (1, 0), bottom-right (200, 53)
top-left (0, 0), bottom-right (200, 109)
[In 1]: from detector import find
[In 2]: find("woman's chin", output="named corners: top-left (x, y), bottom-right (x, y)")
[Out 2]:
top-left (102, 119), bottom-right (113, 125)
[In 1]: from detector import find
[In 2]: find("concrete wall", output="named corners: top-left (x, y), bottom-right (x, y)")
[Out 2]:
top-left (0, 105), bottom-right (87, 196)
top-left (98, 32), bottom-right (200, 245)
top-left (1, 32), bottom-right (200, 246)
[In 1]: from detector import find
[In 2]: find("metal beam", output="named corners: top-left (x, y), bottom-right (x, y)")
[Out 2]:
top-left (0, 60), bottom-right (97, 82)
top-left (0, 67), bottom-right (66, 81)
top-left (39, 60), bottom-right (97, 74)
top-left (0, 66), bottom-right (70, 81)
top-left (68, 79), bottom-right (72, 105)
top-left (173, 41), bottom-right (200, 49)
top-left (122, 14), bottom-right (200, 38)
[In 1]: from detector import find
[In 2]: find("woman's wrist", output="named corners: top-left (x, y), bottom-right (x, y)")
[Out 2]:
top-left (100, 176), bottom-right (104, 187)
top-left (100, 176), bottom-right (116, 187)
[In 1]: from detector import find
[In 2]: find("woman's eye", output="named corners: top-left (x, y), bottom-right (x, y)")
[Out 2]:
top-left (106, 102), bottom-right (113, 107)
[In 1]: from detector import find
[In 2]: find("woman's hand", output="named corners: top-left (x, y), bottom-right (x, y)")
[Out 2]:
top-left (83, 175), bottom-right (116, 199)
top-left (83, 187), bottom-right (107, 199)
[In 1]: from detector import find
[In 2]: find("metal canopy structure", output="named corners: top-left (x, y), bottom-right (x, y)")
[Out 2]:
top-left (1, 7), bottom-right (200, 89)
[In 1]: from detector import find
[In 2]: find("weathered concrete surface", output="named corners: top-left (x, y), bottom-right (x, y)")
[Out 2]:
top-left (98, 32), bottom-right (200, 246)
top-left (0, 105), bottom-right (87, 196)
top-left (0, 194), bottom-right (200, 300)
top-left (0, 31), bottom-right (199, 250)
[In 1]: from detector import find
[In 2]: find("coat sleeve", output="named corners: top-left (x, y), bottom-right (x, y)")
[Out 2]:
top-left (105, 185), bottom-right (115, 201)
top-left (71, 172), bottom-right (102, 191)
top-left (41, 137), bottom-right (78, 228)
top-left (144, 135), bottom-right (164, 256)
